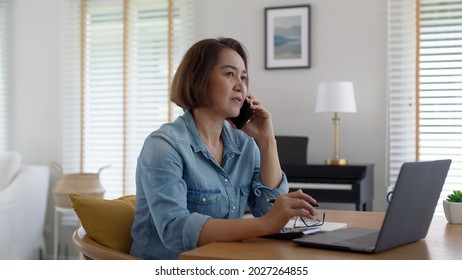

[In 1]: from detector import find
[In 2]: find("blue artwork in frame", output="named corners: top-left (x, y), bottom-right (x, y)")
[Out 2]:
top-left (265, 5), bottom-right (311, 69)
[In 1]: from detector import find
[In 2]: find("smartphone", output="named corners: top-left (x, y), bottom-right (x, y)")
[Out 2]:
top-left (230, 99), bottom-right (254, 129)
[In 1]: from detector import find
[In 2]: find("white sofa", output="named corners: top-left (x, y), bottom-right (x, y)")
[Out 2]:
top-left (0, 152), bottom-right (50, 259)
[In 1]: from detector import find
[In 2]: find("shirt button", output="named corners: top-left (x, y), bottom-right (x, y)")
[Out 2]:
top-left (202, 197), bottom-right (206, 202)
top-left (232, 205), bottom-right (236, 210)
top-left (224, 178), bottom-right (229, 183)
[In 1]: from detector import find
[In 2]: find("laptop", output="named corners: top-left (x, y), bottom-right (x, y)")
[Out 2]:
top-left (293, 159), bottom-right (451, 253)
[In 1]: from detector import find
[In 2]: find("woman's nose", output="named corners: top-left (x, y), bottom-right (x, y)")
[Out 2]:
top-left (234, 79), bottom-right (246, 92)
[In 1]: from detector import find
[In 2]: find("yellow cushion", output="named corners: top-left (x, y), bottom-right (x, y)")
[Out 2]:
top-left (69, 193), bottom-right (136, 254)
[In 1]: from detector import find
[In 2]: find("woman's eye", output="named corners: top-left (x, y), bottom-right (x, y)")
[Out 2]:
top-left (241, 76), bottom-right (247, 82)
top-left (226, 72), bottom-right (234, 77)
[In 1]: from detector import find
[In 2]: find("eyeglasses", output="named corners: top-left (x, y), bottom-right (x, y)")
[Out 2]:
top-left (293, 212), bottom-right (326, 229)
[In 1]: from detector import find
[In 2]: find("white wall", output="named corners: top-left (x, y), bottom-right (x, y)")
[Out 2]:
top-left (11, 0), bottom-right (388, 258)
top-left (12, 0), bottom-right (61, 164)
top-left (11, 0), bottom-right (62, 259)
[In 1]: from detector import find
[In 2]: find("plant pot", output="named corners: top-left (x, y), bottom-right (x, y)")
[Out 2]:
top-left (443, 200), bottom-right (462, 224)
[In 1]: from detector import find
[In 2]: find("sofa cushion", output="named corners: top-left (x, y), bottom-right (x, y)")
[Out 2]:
top-left (0, 151), bottom-right (21, 190)
top-left (69, 193), bottom-right (136, 254)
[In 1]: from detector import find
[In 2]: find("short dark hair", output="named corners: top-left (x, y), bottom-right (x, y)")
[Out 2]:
top-left (171, 37), bottom-right (249, 109)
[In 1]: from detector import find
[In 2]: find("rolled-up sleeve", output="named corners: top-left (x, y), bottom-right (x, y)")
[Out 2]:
top-left (182, 213), bottom-right (210, 249)
top-left (249, 172), bottom-right (289, 217)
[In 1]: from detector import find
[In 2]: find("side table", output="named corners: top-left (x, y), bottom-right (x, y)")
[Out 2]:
top-left (53, 206), bottom-right (80, 259)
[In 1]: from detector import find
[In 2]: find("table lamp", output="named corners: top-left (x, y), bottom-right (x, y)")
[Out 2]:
top-left (315, 81), bottom-right (356, 165)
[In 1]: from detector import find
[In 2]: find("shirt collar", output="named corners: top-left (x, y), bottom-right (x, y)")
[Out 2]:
top-left (182, 109), bottom-right (243, 157)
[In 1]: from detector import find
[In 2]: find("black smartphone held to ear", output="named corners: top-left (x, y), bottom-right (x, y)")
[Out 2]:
top-left (230, 99), bottom-right (254, 129)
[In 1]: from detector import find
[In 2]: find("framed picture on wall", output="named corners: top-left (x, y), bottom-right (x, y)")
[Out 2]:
top-left (265, 5), bottom-right (311, 69)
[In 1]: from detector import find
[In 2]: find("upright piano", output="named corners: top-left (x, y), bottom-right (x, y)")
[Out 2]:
top-left (282, 164), bottom-right (374, 211)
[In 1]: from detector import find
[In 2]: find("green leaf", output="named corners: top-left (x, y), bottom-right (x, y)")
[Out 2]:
top-left (447, 190), bottom-right (462, 202)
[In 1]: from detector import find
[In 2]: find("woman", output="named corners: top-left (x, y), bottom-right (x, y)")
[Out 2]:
top-left (130, 37), bottom-right (318, 259)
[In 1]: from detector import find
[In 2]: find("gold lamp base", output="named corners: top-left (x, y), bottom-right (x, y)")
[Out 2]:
top-left (325, 158), bottom-right (348, 166)
top-left (324, 112), bottom-right (349, 166)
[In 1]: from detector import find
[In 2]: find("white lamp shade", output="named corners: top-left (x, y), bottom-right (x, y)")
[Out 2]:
top-left (315, 81), bottom-right (357, 113)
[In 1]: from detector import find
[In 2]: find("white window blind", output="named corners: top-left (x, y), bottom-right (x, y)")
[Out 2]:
top-left (388, 0), bottom-right (461, 214)
top-left (61, 0), bottom-right (194, 199)
top-left (0, 0), bottom-right (11, 151)
top-left (419, 0), bottom-right (462, 207)
top-left (387, 0), bottom-right (417, 186)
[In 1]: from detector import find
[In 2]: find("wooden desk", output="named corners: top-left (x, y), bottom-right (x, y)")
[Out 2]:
top-left (180, 210), bottom-right (462, 260)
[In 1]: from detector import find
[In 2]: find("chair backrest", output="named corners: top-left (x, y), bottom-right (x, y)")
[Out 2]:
top-left (72, 227), bottom-right (141, 260)
top-left (275, 135), bottom-right (309, 165)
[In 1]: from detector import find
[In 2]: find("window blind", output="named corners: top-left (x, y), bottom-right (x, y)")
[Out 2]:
top-left (61, 0), bottom-right (194, 199)
top-left (0, 0), bottom-right (11, 151)
top-left (388, 0), bottom-right (462, 214)
top-left (387, 0), bottom-right (418, 186)
top-left (419, 0), bottom-right (462, 207)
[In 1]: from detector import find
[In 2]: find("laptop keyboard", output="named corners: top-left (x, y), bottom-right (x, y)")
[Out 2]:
top-left (332, 232), bottom-right (379, 248)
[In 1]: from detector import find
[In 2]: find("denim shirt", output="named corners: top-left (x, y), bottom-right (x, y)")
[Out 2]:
top-left (130, 110), bottom-right (289, 259)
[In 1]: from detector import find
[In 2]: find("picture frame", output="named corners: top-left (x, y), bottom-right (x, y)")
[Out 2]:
top-left (265, 5), bottom-right (311, 69)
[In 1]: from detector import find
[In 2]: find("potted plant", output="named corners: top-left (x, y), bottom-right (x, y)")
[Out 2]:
top-left (443, 190), bottom-right (462, 224)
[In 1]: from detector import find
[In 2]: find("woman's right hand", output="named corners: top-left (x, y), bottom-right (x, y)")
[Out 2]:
top-left (260, 189), bottom-right (319, 234)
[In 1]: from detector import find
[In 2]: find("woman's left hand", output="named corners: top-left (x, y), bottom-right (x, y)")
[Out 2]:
top-left (239, 94), bottom-right (274, 142)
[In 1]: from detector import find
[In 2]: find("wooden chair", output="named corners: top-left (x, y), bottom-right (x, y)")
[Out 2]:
top-left (72, 227), bottom-right (141, 260)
